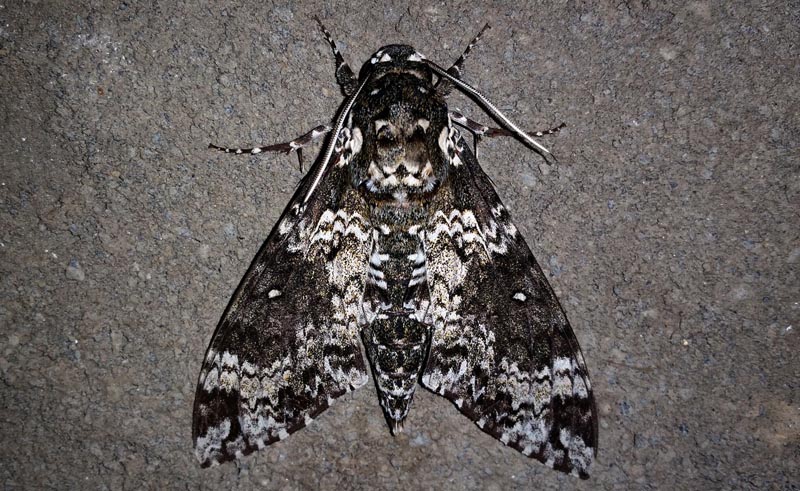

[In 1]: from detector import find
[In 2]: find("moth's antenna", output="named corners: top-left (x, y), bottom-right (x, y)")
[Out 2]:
top-left (425, 59), bottom-right (553, 156)
top-left (314, 16), bottom-right (358, 95)
top-left (436, 23), bottom-right (491, 94)
top-left (303, 76), bottom-right (369, 203)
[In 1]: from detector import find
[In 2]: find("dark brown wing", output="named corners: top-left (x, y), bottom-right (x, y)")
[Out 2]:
top-left (421, 134), bottom-right (597, 478)
top-left (192, 154), bottom-right (372, 467)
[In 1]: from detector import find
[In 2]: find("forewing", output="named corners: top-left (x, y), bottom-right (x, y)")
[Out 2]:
top-left (421, 135), bottom-right (597, 478)
top-left (192, 158), bottom-right (371, 467)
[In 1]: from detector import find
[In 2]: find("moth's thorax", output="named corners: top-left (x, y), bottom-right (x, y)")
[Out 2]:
top-left (349, 51), bottom-right (450, 207)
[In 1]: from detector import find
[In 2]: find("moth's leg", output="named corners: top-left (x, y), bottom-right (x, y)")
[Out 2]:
top-left (451, 111), bottom-right (565, 138)
top-left (450, 110), bottom-right (564, 158)
top-left (436, 23), bottom-right (491, 95)
top-left (209, 124), bottom-right (331, 172)
top-left (314, 17), bottom-right (358, 96)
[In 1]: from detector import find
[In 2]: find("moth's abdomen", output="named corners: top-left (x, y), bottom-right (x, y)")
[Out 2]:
top-left (360, 206), bottom-right (431, 430)
top-left (362, 315), bottom-right (428, 431)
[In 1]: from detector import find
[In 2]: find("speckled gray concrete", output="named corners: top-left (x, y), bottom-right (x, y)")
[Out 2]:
top-left (1, 1), bottom-right (797, 489)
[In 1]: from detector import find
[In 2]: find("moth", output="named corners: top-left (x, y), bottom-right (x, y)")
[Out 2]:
top-left (193, 19), bottom-right (597, 479)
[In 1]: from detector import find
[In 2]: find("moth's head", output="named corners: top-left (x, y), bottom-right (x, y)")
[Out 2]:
top-left (358, 44), bottom-right (432, 83)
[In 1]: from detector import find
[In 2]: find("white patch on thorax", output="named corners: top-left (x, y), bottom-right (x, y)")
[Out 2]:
top-left (350, 127), bottom-right (363, 154)
top-left (437, 126), bottom-right (449, 155)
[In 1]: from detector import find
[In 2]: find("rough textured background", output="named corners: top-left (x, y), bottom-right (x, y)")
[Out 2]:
top-left (1, 1), bottom-right (798, 489)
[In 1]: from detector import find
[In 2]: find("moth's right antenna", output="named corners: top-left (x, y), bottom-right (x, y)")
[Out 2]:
top-left (436, 23), bottom-right (491, 95)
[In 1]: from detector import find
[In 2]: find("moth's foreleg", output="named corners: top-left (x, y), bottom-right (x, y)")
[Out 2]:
top-left (437, 23), bottom-right (491, 95)
top-left (314, 17), bottom-right (358, 96)
top-left (450, 110), bottom-right (564, 158)
top-left (208, 124), bottom-right (331, 172)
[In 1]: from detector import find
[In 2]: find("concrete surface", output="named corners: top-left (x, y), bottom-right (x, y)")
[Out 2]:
top-left (1, 1), bottom-right (797, 489)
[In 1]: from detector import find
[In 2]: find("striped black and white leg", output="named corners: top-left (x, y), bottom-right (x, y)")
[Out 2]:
top-left (437, 23), bottom-right (491, 95)
top-left (208, 124), bottom-right (331, 172)
top-left (450, 110), bottom-right (565, 158)
top-left (314, 17), bottom-right (358, 96)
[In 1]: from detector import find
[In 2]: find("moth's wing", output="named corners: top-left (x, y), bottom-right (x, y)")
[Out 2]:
top-left (421, 137), bottom-right (597, 478)
top-left (192, 157), bottom-right (372, 467)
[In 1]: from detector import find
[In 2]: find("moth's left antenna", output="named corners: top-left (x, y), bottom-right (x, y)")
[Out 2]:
top-left (315, 17), bottom-right (358, 95)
